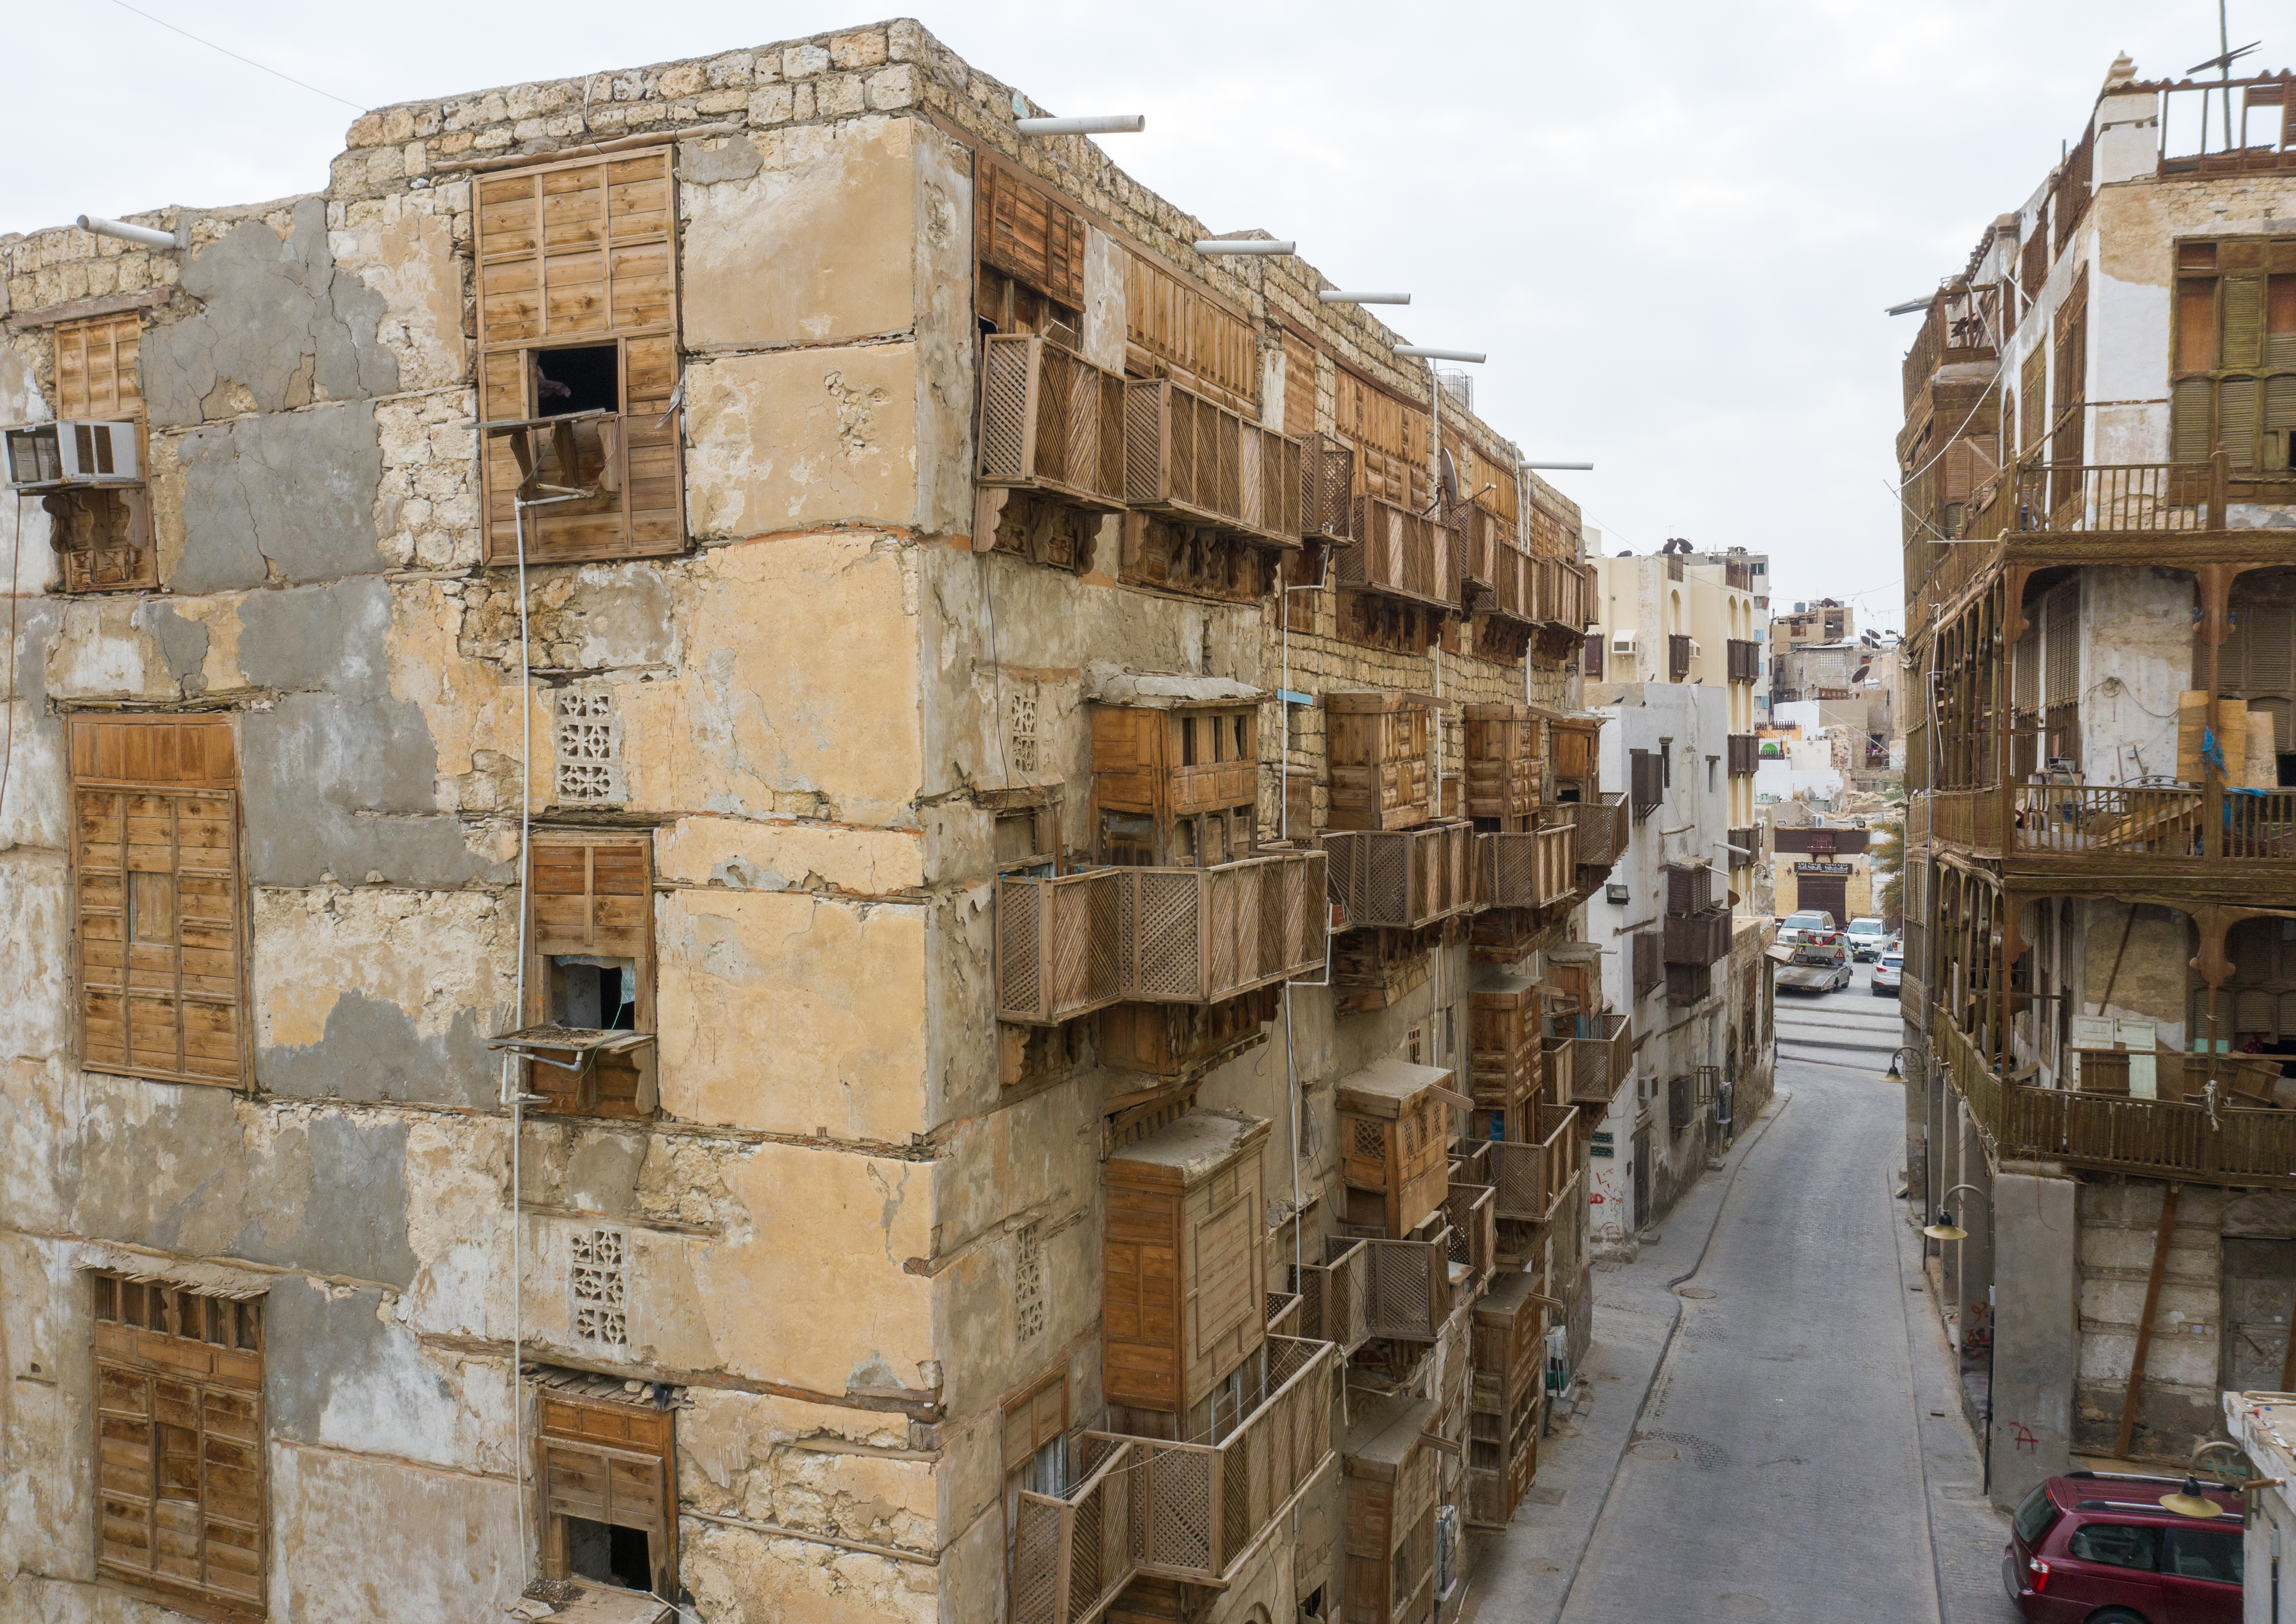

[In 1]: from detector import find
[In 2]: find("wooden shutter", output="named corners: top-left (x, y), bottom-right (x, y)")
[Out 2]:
top-left (56, 313), bottom-right (143, 420)
top-left (71, 717), bottom-right (243, 1088)
top-left (92, 1280), bottom-right (265, 1616)
top-left (525, 837), bottom-right (656, 1116)
top-left (1282, 330), bottom-right (1317, 441)
top-left (539, 1392), bottom-right (673, 1594)
top-left (977, 161), bottom-right (1086, 312)
top-left (2176, 276), bottom-right (2219, 374)
top-left (1001, 1374), bottom-right (1068, 1473)
top-left (1122, 250), bottom-right (1258, 411)
top-left (51, 312), bottom-right (156, 593)
top-left (2018, 344), bottom-right (2047, 456)
top-left (474, 148), bottom-right (682, 565)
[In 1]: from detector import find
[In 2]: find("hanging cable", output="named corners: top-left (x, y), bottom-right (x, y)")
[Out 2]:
top-left (0, 492), bottom-right (24, 829)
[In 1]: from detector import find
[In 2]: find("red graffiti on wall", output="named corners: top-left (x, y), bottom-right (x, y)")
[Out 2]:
top-left (2009, 1421), bottom-right (2038, 1453)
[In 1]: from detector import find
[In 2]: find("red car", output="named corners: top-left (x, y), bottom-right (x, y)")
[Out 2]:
top-left (2004, 1472), bottom-right (2244, 1622)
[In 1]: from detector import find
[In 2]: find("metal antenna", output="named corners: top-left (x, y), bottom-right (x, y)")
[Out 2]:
top-left (2221, 0), bottom-right (2233, 152)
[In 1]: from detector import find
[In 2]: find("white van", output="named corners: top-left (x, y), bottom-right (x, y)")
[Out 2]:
top-left (1846, 917), bottom-right (1889, 961)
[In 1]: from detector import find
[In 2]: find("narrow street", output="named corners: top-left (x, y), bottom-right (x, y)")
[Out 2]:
top-left (1473, 963), bottom-right (2018, 1624)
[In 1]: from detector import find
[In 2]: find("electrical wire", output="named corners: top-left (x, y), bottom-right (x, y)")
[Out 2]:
top-left (0, 492), bottom-right (23, 831)
top-left (107, 0), bottom-right (364, 109)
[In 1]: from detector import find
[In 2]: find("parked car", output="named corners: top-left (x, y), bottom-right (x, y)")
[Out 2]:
top-left (1776, 934), bottom-right (1852, 994)
top-left (1846, 917), bottom-right (1889, 961)
top-left (2004, 1472), bottom-right (2243, 1623)
top-left (1773, 909), bottom-right (1836, 948)
top-left (1873, 950), bottom-right (1903, 997)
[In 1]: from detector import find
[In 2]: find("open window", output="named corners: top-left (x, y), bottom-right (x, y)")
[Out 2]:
top-left (535, 1370), bottom-right (677, 1602)
top-left (4, 312), bottom-right (154, 593)
top-left (475, 148), bottom-right (684, 564)
top-left (492, 835), bottom-right (657, 1117)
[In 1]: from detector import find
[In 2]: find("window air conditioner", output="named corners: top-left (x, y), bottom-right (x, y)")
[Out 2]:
top-left (3, 421), bottom-right (140, 488)
top-left (1610, 631), bottom-right (1638, 654)
top-left (1689, 639), bottom-right (1703, 658)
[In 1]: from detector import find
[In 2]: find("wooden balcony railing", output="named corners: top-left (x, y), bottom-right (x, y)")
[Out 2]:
top-left (1725, 638), bottom-right (1760, 684)
top-left (1663, 907), bottom-right (1732, 966)
top-left (1936, 1011), bottom-right (2296, 1189)
top-left (1727, 734), bottom-right (1758, 778)
top-left (1564, 793), bottom-right (1630, 872)
top-left (1991, 453), bottom-right (2228, 535)
top-left (998, 853), bottom-right (1327, 1024)
top-left (1905, 794), bottom-right (1931, 844)
top-left (1459, 507), bottom-right (1535, 625)
top-left (996, 869), bottom-right (1126, 1024)
top-left (1724, 559), bottom-right (1756, 591)
top-left (2071, 1048), bottom-right (2284, 1107)
top-left (1488, 1104), bottom-right (1578, 1222)
top-left (1339, 493), bottom-right (1450, 606)
top-left (1042, 1336), bottom-right (1334, 1608)
top-left (1324, 823), bottom-right (1476, 930)
top-left (1925, 787), bottom-right (2003, 849)
top-left (1266, 1290), bottom-right (1302, 1338)
top-left (1292, 1237), bottom-right (1372, 1356)
top-left (1476, 824), bottom-right (1577, 910)
top-left (1668, 634), bottom-right (1693, 682)
top-left (1569, 1012), bottom-right (1633, 1107)
top-left (1445, 1181), bottom-right (1498, 1293)
top-left (1363, 1233), bottom-right (1453, 1341)
top-left (1123, 377), bottom-right (1304, 547)
top-left (1926, 784), bottom-right (2296, 861)
top-left (1726, 825), bottom-right (1757, 864)
top-left (976, 333), bottom-right (1127, 510)
top-left (1529, 556), bottom-right (1589, 630)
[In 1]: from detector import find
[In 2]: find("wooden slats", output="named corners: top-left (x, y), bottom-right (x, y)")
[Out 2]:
top-left (978, 160), bottom-right (1086, 311)
top-left (1125, 250), bottom-right (1258, 411)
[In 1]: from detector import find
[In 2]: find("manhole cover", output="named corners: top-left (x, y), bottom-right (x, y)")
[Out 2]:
top-left (1718, 1595), bottom-right (1769, 1616)
top-left (1630, 1441), bottom-right (1679, 1460)
top-left (1676, 1286), bottom-right (1717, 1299)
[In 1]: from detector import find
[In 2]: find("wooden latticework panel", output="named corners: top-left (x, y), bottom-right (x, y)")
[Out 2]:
top-left (1364, 1236), bottom-right (1447, 1342)
top-left (997, 870), bottom-right (1126, 1024)
top-left (72, 716), bottom-right (243, 1087)
top-left (1569, 1012), bottom-right (1633, 1106)
top-left (1122, 377), bottom-right (1303, 545)
top-left (1323, 824), bottom-right (1474, 930)
top-left (1338, 493), bottom-right (1448, 606)
top-left (1011, 1439), bottom-right (1136, 1624)
top-left (1292, 1236), bottom-right (1372, 1355)
top-left (1301, 431), bottom-right (1356, 540)
top-left (976, 333), bottom-right (1127, 510)
top-left (1116, 850), bottom-right (1325, 1005)
top-left (1125, 251), bottom-right (1257, 409)
top-left (475, 148), bottom-right (682, 563)
top-left (91, 1274), bottom-right (265, 1617)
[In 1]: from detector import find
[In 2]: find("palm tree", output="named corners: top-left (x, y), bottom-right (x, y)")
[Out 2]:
top-left (1869, 814), bottom-right (1905, 924)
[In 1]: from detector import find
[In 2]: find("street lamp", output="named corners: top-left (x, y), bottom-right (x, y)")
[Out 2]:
top-left (2159, 1476), bottom-right (2227, 1519)
top-left (1884, 1045), bottom-right (1922, 1083)
top-left (1923, 1181), bottom-right (1986, 1243)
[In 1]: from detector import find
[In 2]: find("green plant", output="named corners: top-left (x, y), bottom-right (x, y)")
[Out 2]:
top-left (1869, 814), bottom-right (1905, 923)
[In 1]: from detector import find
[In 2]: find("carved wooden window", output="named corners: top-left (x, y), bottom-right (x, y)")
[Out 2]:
top-left (1332, 366), bottom-right (1430, 509)
top-left (978, 159), bottom-right (1086, 318)
top-left (2169, 236), bottom-right (2296, 472)
top-left (90, 1270), bottom-right (265, 1619)
top-left (70, 716), bottom-right (244, 1087)
top-left (520, 835), bottom-right (657, 1117)
top-left (536, 1374), bottom-right (676, 1599)
top-left (1123, 250), bottom-right (1258, 412)
top-left (474, 147), bottom-right (684, 565)
top-left (48, 312), bottom-right (155, 593)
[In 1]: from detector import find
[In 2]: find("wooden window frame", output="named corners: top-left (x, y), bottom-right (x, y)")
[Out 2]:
top-left (89, 1269), bottom-right (267, 1623)
top-left (2169, 235), bottom-right (2296, 474)
top-left (515, 832), bottom-right (659, 1119)
top-left (535, 1380), bottom-right (677, 1601)
top-left (473, 146), bottom-right (685, 567)
top-left (49, 311), bottom-right (156, 594)
top-left (69, 715), bottom-right (248, 1089)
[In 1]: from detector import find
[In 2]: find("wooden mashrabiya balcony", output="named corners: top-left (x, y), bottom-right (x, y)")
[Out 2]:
top-left (1008, 1336), bottom-right (1338, 1624)
top-left (1916, 782), bottom-right (2296, 902)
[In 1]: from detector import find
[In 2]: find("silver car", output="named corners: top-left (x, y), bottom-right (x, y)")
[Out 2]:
top-left (1872, 950), bottom-right (1903, 997)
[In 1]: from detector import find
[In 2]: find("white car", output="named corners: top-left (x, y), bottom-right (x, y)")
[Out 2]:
top-left (1846, 917), bottom-right (1889, 961)
top-left (1873, 950), bottom-right (1904, 997)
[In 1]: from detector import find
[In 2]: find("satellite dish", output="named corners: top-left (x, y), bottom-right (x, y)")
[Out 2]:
top-left (1438, 448), bottom-right (1459, 505)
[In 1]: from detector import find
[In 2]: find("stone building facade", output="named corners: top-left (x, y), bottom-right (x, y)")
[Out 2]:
top-left (0, 19), bottom-right (1622, 1624)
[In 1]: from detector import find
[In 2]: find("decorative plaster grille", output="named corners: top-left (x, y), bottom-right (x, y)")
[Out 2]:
top-left (554, 683), bottom-right (625, 805)
top-left (570, 1228), bottom-right (629, 1349)
top-left (1008, 687), bottom-right (1040, 776)
top-left (1014, 1220), bottom-right (1046, 1345)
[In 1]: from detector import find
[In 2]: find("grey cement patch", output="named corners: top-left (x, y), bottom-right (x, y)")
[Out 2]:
top-left (261, 1275), bottom-right (449, 1447)
top-left (681, 134), bottom-right (764, 185)
top-left (132, 600), bottom-right (211, 693)
top-left (236, 577), bottom-right (393, 699)
top-left (231, 1113), bottom-right (419, 1287)
top-left (144, 197), bottom-right (400, 428)
top-left (564, 1132), bottom-right (649, 1218)
top-left (260, 991), bottom-right (495, 1109)
top-left (239, 692), bottom-right (502, 887)
top-left (173, 401), bottom-right (387, 591)
top-left (570, 567), bottom-right (680, 669)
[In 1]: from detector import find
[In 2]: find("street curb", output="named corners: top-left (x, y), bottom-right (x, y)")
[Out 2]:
top-left (1542, 1084), bottom-right (1797, 1624)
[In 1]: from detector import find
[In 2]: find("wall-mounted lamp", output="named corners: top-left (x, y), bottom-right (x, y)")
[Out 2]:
top-left (1195, 239), bottom-right (1295, 256)
top-left (1015, 114), bottom-right (1145, 136)
top-left (1319, 290), bottom-right (1410, 305)
top-left (1520, 461), bottom-right (1594, 471)
top-left (79, 214), bottom-right (186, 251)
top-left (1922, 1181), bottom-right (1988, 1242)
top-left (1395, 345), bottom-right (1486, 362)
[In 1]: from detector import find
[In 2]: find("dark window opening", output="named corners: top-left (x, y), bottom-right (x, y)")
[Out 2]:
top-left (535, 345), bottom-right (621, 417)
top-left (549, 956), bottom-right (636, 1030)
top-left (566, 1516), bottom-right (653, 1593)
top-left (2279, 750), bottom-right (2296, 788)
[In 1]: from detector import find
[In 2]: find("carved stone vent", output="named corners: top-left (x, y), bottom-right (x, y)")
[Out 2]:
top-left (570, 1227), bottom-right (628, 1349)
top-left (1014, 1219), bottom-right (1046, 1346)
top-left (555, 683), bottom-right (624, 805)
top-left (1008, 687), bottom-right (1039, 777)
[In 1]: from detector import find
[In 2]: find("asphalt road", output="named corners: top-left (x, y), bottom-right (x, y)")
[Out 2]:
top-left (1547, 967), bottom-right (2020, 1624)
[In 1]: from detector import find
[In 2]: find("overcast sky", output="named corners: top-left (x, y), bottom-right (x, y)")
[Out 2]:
top-left (2, 1), bottom-right (2267, 629)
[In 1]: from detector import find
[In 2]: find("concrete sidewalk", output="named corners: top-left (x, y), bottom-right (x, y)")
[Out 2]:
top-left (1457, 1087), bottom-right (1795, 1624)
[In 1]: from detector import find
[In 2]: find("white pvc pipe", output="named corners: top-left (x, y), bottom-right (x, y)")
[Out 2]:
top-left (1195, 239), bottom-right (1295, 255)
top-left (78, 215), bottom-right (180, 250)
top-left (1015, 114), bottom-right (1145, 135)
top-left (1396, 346), bottom-right (1486, 363)
top-left (1319, 290), bottom-right (1410, 305)
top-left (1520, 462), bottom-right (1594, 471)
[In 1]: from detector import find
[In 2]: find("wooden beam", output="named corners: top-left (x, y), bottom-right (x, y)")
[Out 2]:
top-left (2116, 1183), bottom-right (2181, 1460)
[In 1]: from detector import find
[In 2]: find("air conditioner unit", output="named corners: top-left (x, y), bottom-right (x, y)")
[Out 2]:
top-left (3, 421), bottom-right (140, 488)
top-left (1610, 631), bottom-right (1638, 654)
top-left (1689, 639), bottom-right (1703, 658)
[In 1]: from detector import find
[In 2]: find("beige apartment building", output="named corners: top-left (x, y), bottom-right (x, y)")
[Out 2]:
top-left (0, 20), bottom-right (1630, 1624)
